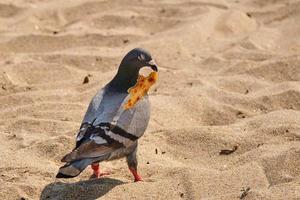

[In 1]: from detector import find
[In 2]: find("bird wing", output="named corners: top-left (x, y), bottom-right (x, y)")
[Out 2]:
top-left (61, 126), bottom-right (123, 162)
top-left (62, 86), bottom-right (150, 163)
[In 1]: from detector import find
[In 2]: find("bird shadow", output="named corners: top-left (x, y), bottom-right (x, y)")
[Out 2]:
top-left (40, 177), bottom-right (125, 200)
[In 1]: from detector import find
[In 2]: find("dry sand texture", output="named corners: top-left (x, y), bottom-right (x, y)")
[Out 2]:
top-left (0, 0), bottom-right (300, 199)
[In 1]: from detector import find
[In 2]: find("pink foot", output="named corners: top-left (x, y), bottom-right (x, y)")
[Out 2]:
top-left (91, 163), bottom-right (110, 178)
top-left (129, 167), bottom-right (142, 182)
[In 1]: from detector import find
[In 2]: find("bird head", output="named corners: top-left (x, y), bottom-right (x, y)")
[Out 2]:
top-left (119, 48), bottom-right (158, 72)
top-left (111, 48), bottom-right (158, 91)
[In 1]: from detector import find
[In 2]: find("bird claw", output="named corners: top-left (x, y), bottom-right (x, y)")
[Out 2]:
top-left (134, 177), bottom-right (143, 182)
top-left (98, 171), bottom-right (110, 177)
top-left (90, 163), bottom-right (110, 178)
top-left (94, 171), bottom-right (110, 178)
top-left (90, 171), bottom-right (110, 179)
top-left (129, 167), bottom-right (142, 182)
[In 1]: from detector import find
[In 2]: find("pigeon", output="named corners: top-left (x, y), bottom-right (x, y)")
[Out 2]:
top-left (56, 48), bottom-right (158, 182)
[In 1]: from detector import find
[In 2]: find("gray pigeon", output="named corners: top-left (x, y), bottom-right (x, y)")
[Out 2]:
top-left (56, 48), bottom-right (158, 182)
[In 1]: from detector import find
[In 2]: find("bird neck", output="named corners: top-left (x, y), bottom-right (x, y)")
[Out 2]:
top-left (109, 65), bottom-right (139, 91)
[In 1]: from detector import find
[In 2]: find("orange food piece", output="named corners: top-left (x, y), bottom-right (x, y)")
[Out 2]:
top-left (124, 71), bottom-right (158, 109)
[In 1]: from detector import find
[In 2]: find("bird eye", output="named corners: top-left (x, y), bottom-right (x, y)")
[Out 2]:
top-left (137, 54), bottom-right (146, 61)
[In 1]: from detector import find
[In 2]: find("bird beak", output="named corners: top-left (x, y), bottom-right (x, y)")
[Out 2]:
top-left (147, 59), bottom-right (158, 72)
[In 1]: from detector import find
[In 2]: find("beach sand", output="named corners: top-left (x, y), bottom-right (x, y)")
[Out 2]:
top-left (0, 0), bottom-right (300, 199)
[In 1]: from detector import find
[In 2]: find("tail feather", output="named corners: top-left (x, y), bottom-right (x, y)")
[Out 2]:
top-left (61, 150), bottom-right (76, 163)
top-left (56, 159), bottom-right (91, 178)
top-left (56, 155), bottom-right (109, 178)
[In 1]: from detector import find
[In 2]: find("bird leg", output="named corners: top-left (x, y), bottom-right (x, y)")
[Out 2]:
top-left (129, 167), bottom-right (142, 182)
top-left (91, 163), bottom-right (110, 178)
top-left (126, 146), bottom-right (142, 182)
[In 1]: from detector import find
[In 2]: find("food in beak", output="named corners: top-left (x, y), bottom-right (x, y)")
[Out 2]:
top-left (124, 71), bottom-right (158, 109)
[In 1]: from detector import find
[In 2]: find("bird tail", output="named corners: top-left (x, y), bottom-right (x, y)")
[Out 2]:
top-left (56, 159), bottom-right (91, 178)
top-left (56, 156), bottom-right (108, 178)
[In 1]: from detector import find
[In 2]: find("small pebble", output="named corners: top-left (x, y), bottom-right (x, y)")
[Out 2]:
top-left (83, 76), bottom-right (89, 84)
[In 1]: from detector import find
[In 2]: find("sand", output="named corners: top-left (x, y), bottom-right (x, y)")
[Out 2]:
top-left (0, 0), bottom-right (300, 199)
